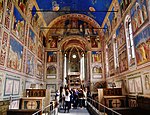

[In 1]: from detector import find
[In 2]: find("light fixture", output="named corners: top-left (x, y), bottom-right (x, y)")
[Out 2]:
top-left (89, 7), bottom-right (95, 12)
top-left (72, 54), bottom-right (76, 59)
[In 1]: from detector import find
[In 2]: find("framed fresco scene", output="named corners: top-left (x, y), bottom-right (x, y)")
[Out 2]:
top-left (128, 76), bottom-right (143, 94)
top-left (131, 0), bottom-right (148, 34)
top-left (46, 84), bottom-right (56, 93)
top-left (47, 65), bottom-right (56, 79)
top-left (28, 28), bottom-right (36, 54)
top-left (12, 6), bottom-right (26, 43)
top-left (4, 78), bottom-right (13, 96)
top-left (13, 79), bottom-right (20, 95)
top-left (26, 51), bottom-right (34, 75)
top-left (134, 26), bottom-right (150, 65)
top-left (7, 36), bottom-right (23, 71)
top-left (47, 51), bottom-right (57, 62)
top-left (0, 31), bottom-right (8, 66)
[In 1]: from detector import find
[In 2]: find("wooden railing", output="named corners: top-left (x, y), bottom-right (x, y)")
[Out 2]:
top-left (87, 97), bottom-right (122, 115)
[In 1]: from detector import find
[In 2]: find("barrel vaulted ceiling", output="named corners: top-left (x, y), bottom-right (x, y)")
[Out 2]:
top-left (36, 0), bottom-right (112, 26)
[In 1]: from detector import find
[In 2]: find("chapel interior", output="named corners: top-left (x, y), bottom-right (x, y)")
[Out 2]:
top-left (0, 0), bottom-right (150, 115)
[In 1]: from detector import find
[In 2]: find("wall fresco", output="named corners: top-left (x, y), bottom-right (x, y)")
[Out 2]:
top-left (47, 65), bottom-right (56, 75)
top-left (0, 31), bottom-right (8, 66)
top-left (131, 0), bottom-right (148, 34)
top-left (7, 36), bottom-right (23, 71)
top-left (26, 51), bottom-right (34, 75)
top-left (128, 76), bottom-right (143, 94)
top-left (36, 60), bottom-right (43, 79)
top-left (28, 28), bottom-right (36, 54)
top-left (47, 51), bottom-right (57, 62)
top-left (37, 41), bottom-right (43, 60)
top-left (134, 25), bottom-right (150, 65)
top-left (91, 51), bottom-right (102, 63)
top-left (4, 0), bottom-right (12, 29)
top-left (12, 6), bottom-right (26, 43)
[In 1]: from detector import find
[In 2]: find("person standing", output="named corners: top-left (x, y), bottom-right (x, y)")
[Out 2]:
top-left (55, 90), bottom-right (60, 105)
top-left (64, 89), bottom-right (71, 113)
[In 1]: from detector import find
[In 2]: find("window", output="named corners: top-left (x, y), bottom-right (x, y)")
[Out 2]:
top-left (105, 45), bottom-right (109, 77)
top-left (113, 34), bottom-right (119, 69)
top-left (124, 15), bottom-right (135, 66)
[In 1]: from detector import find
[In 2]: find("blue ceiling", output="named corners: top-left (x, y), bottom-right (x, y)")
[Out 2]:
top-left (36, 0), bottom-right (112, 26)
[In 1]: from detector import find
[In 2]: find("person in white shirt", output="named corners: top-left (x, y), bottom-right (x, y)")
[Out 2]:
top-left (64, 89), bottom-right (71, 113)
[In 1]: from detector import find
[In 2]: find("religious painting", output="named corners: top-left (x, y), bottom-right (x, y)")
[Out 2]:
top-left (128, 76), bottom-right (143, 94)
top-left (31, 6), bottom-right (39, 28)
top-left (47, 65), bottom-right (56, 75)
top-left (47, 65), bottom-right (56, 78)
top-left (116, 22), bottom-right (126, 48)
top-left (144, 74), bottom-right (150, 91)
top-left (92, 66), bottom-right (102, 74)
top-left (91, 36), bottom-right (98, 48)
top-left (0, 31), bottom-right (8, 66)
top-left (28, 28), bottom-right (36, 54)
top-left (47, 51), bottom-right (57, 62)
top-left (12, 6), bottom-right (26, 43)
top-left (64, 19), bottom-right (79, 35)
top-left (37, 41), bottom-right (43, 60)
top-left (46, 84), bottom-right (56, 93)
top-left (26, 51), bottom-right (34, 75)
top-left (47, 36), bottom-right (58, 49)
top-left (13, 79), bottom-right (20, 95)
top-left (0, 0), bottom-right (5, 24)
top-left (107, 39), bottom-right (114, 58)
top-left (92, 51), bottom-right (102, 63)
top-left (70, 63), bottom-right (79, 72)
top-left (119, 51), bottom-right (128, 72)
top-left (36, 61), bottom-right (43, 79)
top-left (4, 78), bottom-right (13, 96)
top-left (9, 99), bottom-right (20, 109)
top-left (4, 0), bottom-right (12, 29)
top-left (7, 36), bottom-right (23, 71)
top-left (109, 58), bottom-right (115, 76)
top-left (134, 25), bottom-right (150, 65)
top-left (131, 0), bottom-right (148, 34)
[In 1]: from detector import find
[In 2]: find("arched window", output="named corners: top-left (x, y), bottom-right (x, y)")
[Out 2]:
top-left (124, 15), bottom-right (135, 66)
top-left (105, 45), bottom-right (109, 77)
top-left (113, 34), bottom-right (119, 69)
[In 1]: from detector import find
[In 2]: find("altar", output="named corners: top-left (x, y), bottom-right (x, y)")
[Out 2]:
top-left (21, 97), bottom-right (45, 110)
top-left (98, 88), bottom-right (127, 108)
top-left (20, 89), bottom-right (50, 111)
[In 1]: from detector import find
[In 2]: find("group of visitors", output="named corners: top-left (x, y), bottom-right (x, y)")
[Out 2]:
top-left (55, 87), bottom-right (89, 113)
